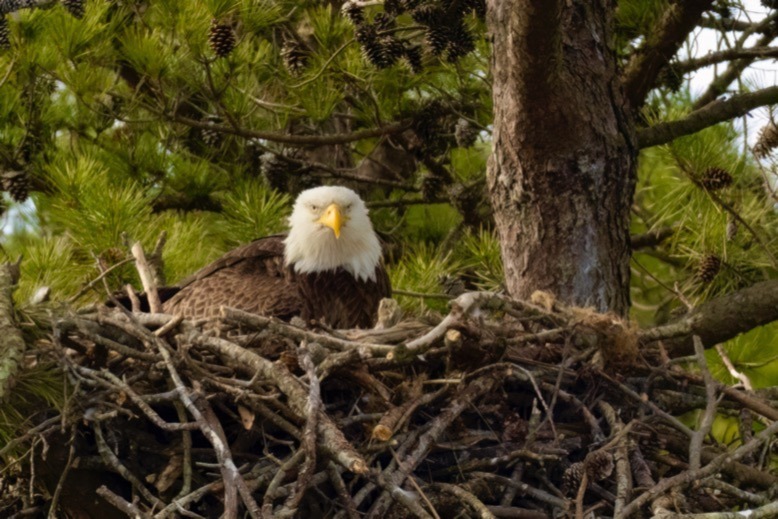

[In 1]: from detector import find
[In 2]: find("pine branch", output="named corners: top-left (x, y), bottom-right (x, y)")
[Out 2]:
top-left (676, 46), bottom-right (778, 74)
top-left (642, 279), bottom-right (778, 356)
top-left (621, 0), bottom-right (714, 109)
top-left (171, 114), bottom-right (411, 146)
top-left (692, 13), bottom-right (778, 109)
top-left (697, 15), bottom-right (766, 33)
top-left (637, 85), bottom-right (778, 148)
top-left (0, 0), bottom-right (54, 15)
top-left (0, 262), bottom-right (23, 400)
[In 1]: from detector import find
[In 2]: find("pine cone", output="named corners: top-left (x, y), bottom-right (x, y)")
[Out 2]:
top-left (281, 40), bottom-right (309, 75)
top-left (753, 121), bottom-right (778, 157)
top-left (584, 450), bottom-right (614, 481)
top-left (378, 36), bottom-right (405, 66)
top-left (461, 0), bottom-right (486, 18)
top-left (2, 170), bottom-right (29, 203)
top-left (657, 63), bottom-right (684, 92)
top-left (200, 116), bottom-right (222, 148)
top-left (373, 12), bottom-right (395, 31)
top-left (696, 254), bottom-right (721, 283)
top-left (384, 0), bottom-right (405, 15)
top-left (208, 19), bottom-right (236, 58)
top-left (0, 17), bottom-right (10, 49)
top-left (413, 101), bottom-right (446, 143)
top-left (341, 1), bottom-right (364, 25)
top-left (425, 25), bottom-right (449, 56)
top-left (404, 45), bottom-right (423, 73)
top-left (420, 173), bottom-right (445, 201)
top-left (62, 0), bottom-right (85, 19)
top-left (411, 4), bottom-right (443, 24)
top-left (454, 118), bottom-right (478, 147)
top-left (356, 25), bottom-right (388, 67)
top-left (699, 167), bottom-right (733, 191)
top-left (562, 462), bottom-right (585, 494)
top-left (440, 274), bottom-right (466, 297)
top-left (446, 23), bottom-right (475, 61)
top-left (260, 152), bottom-right (288, 191)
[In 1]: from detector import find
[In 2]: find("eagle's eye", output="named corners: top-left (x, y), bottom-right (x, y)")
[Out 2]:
top-left (344, 203), bottom-right (353, 211)
top-left (309, 204), bottom-right (319, 212)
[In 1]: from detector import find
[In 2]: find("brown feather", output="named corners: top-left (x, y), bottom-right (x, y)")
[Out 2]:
top-left (162, 234), bottom-right (390, 328)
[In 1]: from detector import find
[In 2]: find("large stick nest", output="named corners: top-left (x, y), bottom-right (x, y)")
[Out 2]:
top-left (2, 290), bottom-right (778, 519)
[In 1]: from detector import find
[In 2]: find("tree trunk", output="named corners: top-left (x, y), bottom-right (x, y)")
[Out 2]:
top-left (486, 0), bottom-right (637, 314)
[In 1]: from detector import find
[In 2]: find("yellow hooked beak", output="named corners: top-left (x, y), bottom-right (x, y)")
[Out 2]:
top-left (318, 203), bottom-right (345, 239)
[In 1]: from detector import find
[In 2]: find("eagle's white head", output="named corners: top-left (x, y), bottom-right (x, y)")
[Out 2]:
top-left (284, 186), bottom-right (382, 282)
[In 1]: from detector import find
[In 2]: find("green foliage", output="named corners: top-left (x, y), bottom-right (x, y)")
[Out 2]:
top-left (458, 228), bottom-right (503, 291)
top-left (389, 242), bottom-right (463, 313)
top-left (0, 364), bottom-right (64, 454)
top-left (218, 180), bottom-right (291, 247)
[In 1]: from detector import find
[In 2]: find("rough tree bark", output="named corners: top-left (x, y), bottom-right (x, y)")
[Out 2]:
top-left (486, 1), bottom-right (637, 314)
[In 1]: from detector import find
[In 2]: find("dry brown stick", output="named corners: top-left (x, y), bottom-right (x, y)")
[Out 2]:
top-left (173, 398), bottom-right (193, 499)
top-left (337, 428), bottom-right (425, 519)
top-left (690, 335), bottom-right (718, 472)
top-left (153, 336), bottom-right (248, 519)
top-left (714, 343), bottom-right (753, 390)
top-left (499, 465), bottom-right (524, 507)
top-left (574, 471), bottom-right (589, 519)
top-left (537, 381), bottom-right (604, 442)
top-left (77, 367), bottom-right (200, 431)
top-left (193, 332), bottom-right (368, 474)
top-left (469, 473), bottom-right (566, 510)
top-left (485, 505), bottom-right (549, 519)
top-left (327, 462), bottom-right (359, 519)
top-left (662, 500), bottom-right (778, 518)
top-left (46, 425), bottom-right (78, 519)
top-left (93, 422), bottom-right (165, 510)
top-left (70, 318), bottom-right (160, 361)
top-left (277, 343), bottom-right (321, 518)
top-left (370, 471), bottom-right (435, 519)
top-left (621, 414), bottom-right (778, 516)
top-left (96, 485), bottom-right (149, 518)
top-left (701, 478), bottom-right (769, 506)
top-left (197, 397), bottom-right (263, 518)
top-left (391, 291), bottom-right (496, 361)
top-left (372, 387), bottom-right (448, 442)
top-left (429, 483), bottom-right (495, 519)
top-left (222, 307), bottom-right (394, 357)
top-left (366, 373), bottom-right (502, 518)
top-left (125, 284), bottom-right (142, 313)
top-left (599, 371), bottom-right (694, 437)
top-left (598, 402), bottom-right (631, 517)
top-left (670, 370), bottom-right (778, 421)
top-left (263, 449), bottom-right (305, 517)
top-left (131, 241), bottom-right (162, 313)
top-left (433, 447), bottom-right (560, 479)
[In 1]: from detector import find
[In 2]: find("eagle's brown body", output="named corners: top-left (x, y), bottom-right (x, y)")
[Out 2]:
top-left (162, 235), bottom-right (391, 328)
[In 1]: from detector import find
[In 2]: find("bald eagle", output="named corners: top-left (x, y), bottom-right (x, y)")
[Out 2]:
top-left (160, 186), bottom-right (391, 328)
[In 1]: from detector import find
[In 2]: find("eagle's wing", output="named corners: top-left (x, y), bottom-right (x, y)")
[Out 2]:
top-left (162, 235), bottom-right (302, 320)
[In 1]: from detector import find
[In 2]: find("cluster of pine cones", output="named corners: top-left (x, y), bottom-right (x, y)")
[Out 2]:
top-left (342, 0), bottom-right (484, 70)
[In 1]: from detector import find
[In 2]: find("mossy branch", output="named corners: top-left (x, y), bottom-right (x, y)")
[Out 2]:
top-left (0, 263), bottom-right (23, 401)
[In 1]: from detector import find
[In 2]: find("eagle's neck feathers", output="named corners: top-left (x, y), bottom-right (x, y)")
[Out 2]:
top-left (284, 231), bottom-right (381, 282)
